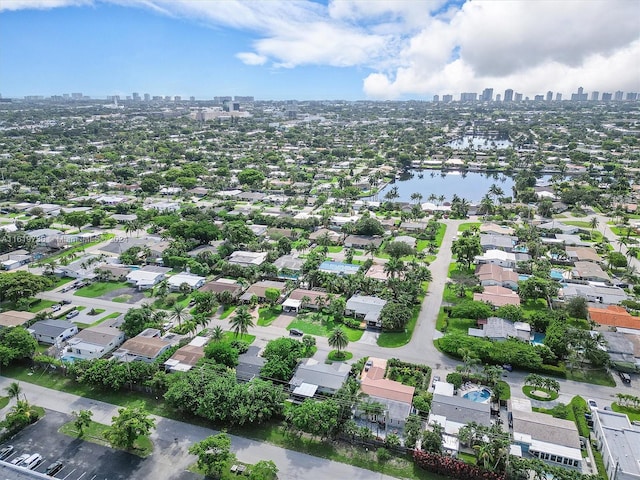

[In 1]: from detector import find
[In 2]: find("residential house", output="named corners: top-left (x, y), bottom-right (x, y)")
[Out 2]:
top-left (126, 265), bottom-right (171, 290)
top-left (571, 261), bottom-right (610, 283)
top-left (589, 306), bottom-right (640, 330)
top-left (480, 234), bottom-right (518, 252)
top-left (475, 250), bottom-right (528, 269)
top-left (187, 241), bottom-right (224, 257)
top-left (146, 240), bottom-right (172, 262)
top-left (392, 235), bottom-right (417, 248)
top-left (592, 408), bottom-right (640, 480)
top-left (473, 285), bottom-right (522, 307)
top-left (167, 272), bottom-right (206, 291)
top-left (29, 319), bottom-right (77, 345)
top-left (359, 357), bottom-right (414, 429)
top-left (475, 264), bottom-right (519, 290)
top-left (112, 328), bottom-right (174, 363)
top-left (343, 235), bottom-right (383, 249)
top-left (164, 336), bottom-right (207, 373)
top-left (248, 224), bottom-right (268, 237)
top-left (98, 236), bottom-right (159, 256)
top-left (94, 264), bottom-right (130, 281)
top-left (600, 332), bottom-right (639, 368)
top-left (559, 283), bottom-right (627, 305)
top-left (511, 400), bottom-right (583, 471)
top-left (239, 280), bottom-right (287, 303)
top-left (345, 295), bottom-right (387, 328)
top-left (26, 228), bottom-right (65, 249)
top-left (282, 289), bottom-right (330, 313)
top-left (0, 249), bottom-right (32, 270)
top-left (365, 264), bottom-right (390, 281)
top-left (228, 250), bottom-right (268, 267)
top-left (273, 255), bottom-right (305, 278)
top-left (400, 220), bottom-right (429, 232)
top-left (63, 318), bottom-right (125, 360)
top-left (289, 358), bottom-right (350, 401)
top-left (469, 317), bottom-right (531, 342)
top-left (198, 278), bottom-right (244, 298)
top-left (565, 246), bottom-right (602, 264)
top-left (553, 234), bottom-right (589, 247)
top-left (479, 223), bottom-right (515, 236)
top-left (319, 260), bottom-right (360, 276)
top-left (57, 254), bottom-right (105, 280)
top-left (236, 345), bottom-right (266, 382)
top-left (0, 310), bottom-right (34, 328)
top-left (109, 213), bottom-right (137, 223)
top-left (144, 201), bottom-right (180, 212)
top-left (267, 227), bottom-right (297, 240)
top-left (308, 228), bottom-right (342, 245)
top-left (536, 221), bottom-right (580, 235)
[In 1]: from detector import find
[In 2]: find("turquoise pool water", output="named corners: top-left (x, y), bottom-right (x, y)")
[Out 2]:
top-left (463, 388), bottom-right (492, 403)
top-left (319, 261), bottom-right (359, 275)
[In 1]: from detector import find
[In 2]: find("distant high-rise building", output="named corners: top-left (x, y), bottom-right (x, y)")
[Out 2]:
top-left (591, 91), bottom-right (599, 101)
top-left (442, 94), bottom-right (453, 103)
top-left (571, 86), bottom-right (588, 101)
top-left (614, 91), bottom-right (624, 101)
top-left (602, 92), bottom-right (612, 101)
top-left (132, 92), bottom-right (140, 101)
top-left (232, 102), bottom-right (240, 111)
top-left (546, 91), bottom-right (553, 102)
top-left (432, 94), bottom-right (439, 102)
top-left (495, 94), bottom-right (501, 102)
top-left (555, 93), bottom-right (562, 101)
top-left (514, 92), bottom-right (523, 102)
top-left (71, 92), bottom-right (83, 99)
top-left (164, 95), bottom-right (171, 101)
top-left (214, 96), bottom-right (232, 103)
top-left (626, 92), bottom-right (638, 101)
top-left (460, 92), bottom-right (477, 102)
top-left (481, 88), bottom-right (493, 101)
top-left (152, 96), bottom-right (162, 101)
top-left (234, 96), bottom-right (254, 102)
top-left (504, 89), bottom-right (513, 102)
top-left (144, 93), bottom-right (151, 101)
top-left (534, 95), bottom-right (544, 102)
top-left (190, 96), bottom-right (196, 102)
top-left (174, 96), bottom-right (181, 102)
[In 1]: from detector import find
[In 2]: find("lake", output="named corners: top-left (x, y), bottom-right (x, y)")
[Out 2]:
top-left (373, 170), bottom-right (515, 204)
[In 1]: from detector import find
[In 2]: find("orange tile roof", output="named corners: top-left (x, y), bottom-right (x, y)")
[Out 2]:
top-left (360, 357), bottom-right (415, 404)
top-left (589, 306), bottom-right (640, 329)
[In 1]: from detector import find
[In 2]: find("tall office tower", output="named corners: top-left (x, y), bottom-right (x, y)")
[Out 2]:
top-left (534, 95), bottom-right (544, 102)
top-left (232, 102), bottom-right (240, 111)
top-left (234, 96), bottom-right (254, 102)
top-left (152, 96), bottom-right (162, 101)
top-left (481, 88), bottom-right (493, 101)
top-left (164, 95), bottom-right (171, 101)
top-left (460, 92), bottom-right (477, 102)
top-left (442, 94), bottom-right (453, 103)
top-left (602, 92), bottom-right (612, 101)
top-left (71, 92), bottom-right (83, 99)
top-left (626, 92), bottom-right (638, 101)
top-left (504, 89), bottom-right (513, 102)
top-left (190, 96), bottom-right (196, 102)
top-left (132, 92), bottom-right (140, 101)
top-left (432, 94), bottom-right (439, 102)
top-left (495, 94), bottom-right (501, 102)
top-left (614, 91), bottom-right (624, 101)
top-left (591, 91), bottom-right (599, 101)
top-left (555, 93), bottom-right (562, 101)
top-left (546, 91), bottom-right (553, 102)
top-left (144, 93), bottom-right (151, 101)
top-left (514, 92), bottom-right (523, 102)
top-left (174, 96), bottom-right (181, 102)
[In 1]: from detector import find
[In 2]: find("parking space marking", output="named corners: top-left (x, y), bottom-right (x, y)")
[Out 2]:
top-left (90, 475), bottom-right (97, 480)
top-left (77, 472), bottom-right (87, 480)
top-left (61, 468), bottom-right (76, 479)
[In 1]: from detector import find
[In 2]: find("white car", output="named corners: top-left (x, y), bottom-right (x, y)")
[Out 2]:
top-left (587, 399), bottom-right (598, 410)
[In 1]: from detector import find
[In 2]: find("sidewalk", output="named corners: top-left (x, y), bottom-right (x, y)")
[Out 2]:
top-left (0, 377), bottom-right (396, 480)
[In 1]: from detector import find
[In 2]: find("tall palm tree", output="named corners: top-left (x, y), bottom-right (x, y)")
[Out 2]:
top-left (229, 305), bottom-right (254, 338)
top-left (170, 305), bottom-right (188, 327)
top-left (328, 326), bottom-right (349, 357)
top-left (383, 257), bottom-right (405, 279)
top-left (210, 325), bottom-right (225, 342)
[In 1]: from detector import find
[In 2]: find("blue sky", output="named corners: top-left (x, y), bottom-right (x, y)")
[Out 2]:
top-left (1, 1), bottom-right (638, 100)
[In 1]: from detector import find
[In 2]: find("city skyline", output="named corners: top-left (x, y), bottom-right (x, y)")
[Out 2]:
top-left (1, 0), bottom-right (639, 100)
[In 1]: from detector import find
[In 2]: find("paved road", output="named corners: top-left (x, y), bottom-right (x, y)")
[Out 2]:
top-left (0, 378), bottom-right (397, 480)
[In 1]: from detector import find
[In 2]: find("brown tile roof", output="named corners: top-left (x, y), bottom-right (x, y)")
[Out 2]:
top-left (169, 344), bottom-right (205, 367)
top-left (473, 285), bottom-right (521, 307)
top-left (589, 306), bottom-right (640, 330)
top-left (360, 358), bottom-right (415, 404)
top-left (0, 310), bottom-right (34, 328)
top-left (199, 279), bottom-right (243, 296)
top-left (287, 289), bottom-right (330, 303)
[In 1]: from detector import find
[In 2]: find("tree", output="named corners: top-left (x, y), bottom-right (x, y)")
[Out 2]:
top-left (211, 325), bottom-right (225, 342)
top-left (170, 305), bottom-right (188, 327)
top-left (286, 399), bottom-right (339, 439)
top-left (0, 271), bottom-right (53, 304)
top-left (238, 168), bottom-right (265, 187)
top-left (264, 288), bottom-right (280, 306)
top-left (229, 306), bottom-right (254, 337)
top-left (121, 307), bottom-right (159, 338)
top-left (0, 327), bottom-right (38, 360)
top-left (383, 257), bottom-right (405, 279)
top-left (63, 211), bottom-right (90, 231)
top-left (5, 382), bottom-right (23, 403)
top-left (249, 460), bottom-right (279, 480)
top-left (328, 327), bottom-right (349, 357)
top-left (565, 296), bottom-right (588, 319)
top-left (188, 433), bottom-right (234, 479)
top-left (384, 241), bottom-right (415, 259)
top-left (518, 276), bottom-right (558, 308)
top-left (379, 302), bottom-right (412, 331)
top-left (73, 409), bottom-right (93, 437)
top-left (451, 234), bottom-right (482, 270)
top-left (204, 342), bottom-right (239, 368)
top-left (104, 404), bottom-right (156, 451)
top-left (404, 414), bottom-right (422, 449)
top-left (421, 423), bottom-right (443, 453)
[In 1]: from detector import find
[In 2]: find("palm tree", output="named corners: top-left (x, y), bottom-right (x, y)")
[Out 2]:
top-left (229, 305), bottom-right (254, 338)
top-left (170, 305), bottom-right (188, 327)
top-left (364, 243), bottom-right (378, 258)
top-left (410, 192), bottom-right (423, 205)
top-left (383, 257), bottom-right (405, 279)
top-left (328, 326), bottom-right (349, 358)
top-left (5, 382), bottom-right (23, 403)
top-left (210, 325), bottom-right (225, 342)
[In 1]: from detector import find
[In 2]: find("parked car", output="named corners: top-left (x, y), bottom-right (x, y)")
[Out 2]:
top-left (22, 453), bottom-right (43, 470)
top-left (619, 371), bottom-right (631, 384)
top-left (66, 310), bottom-right (79, 319)
top-left (364, 360), bottom-right (373, 372)
top-left (0, 445), bottom-right (13, 459)
top-left (587, 399), bottom-right (598, 410)
top-left (502, 364), bottom-right (513, 372)
top-left (45, 460), bottom-right (64, 476)
top-left (51, 304), bottom-right (61, 312)
top-left (60, 299), bottom-right (72, 305)
top-left (11, 453), bottom-right (29, 466)
top-left (432, 375), bottom-right (441, 388)
top-left (289, 328), bottom-right (303, 336)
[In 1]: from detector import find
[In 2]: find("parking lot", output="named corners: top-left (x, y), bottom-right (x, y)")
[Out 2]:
top-left (1, 410), bottom-right (199, 480)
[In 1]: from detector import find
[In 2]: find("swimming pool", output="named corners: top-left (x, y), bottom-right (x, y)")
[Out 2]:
top-left (550, 269), bottom-right (564, 280)
top-left (463, 388), bottom-right (492, 403)
top-left (319, 261), bottom-right (359, 275)
top-left (532, 332), bottom-right (546, 346)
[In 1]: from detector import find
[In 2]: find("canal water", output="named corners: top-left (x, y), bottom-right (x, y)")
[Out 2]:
top-left (373, 170), bottom-right (515, 204)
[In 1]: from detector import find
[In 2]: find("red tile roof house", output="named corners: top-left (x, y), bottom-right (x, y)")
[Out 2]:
top-left (358, 357), bottom-right (415, 431)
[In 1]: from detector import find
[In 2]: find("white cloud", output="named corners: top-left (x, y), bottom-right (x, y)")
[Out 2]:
top-left (3, 0), bottom-right (639, 99)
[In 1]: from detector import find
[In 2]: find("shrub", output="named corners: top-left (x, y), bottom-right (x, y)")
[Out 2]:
top-left (446, 372), bottom-right (463, 389)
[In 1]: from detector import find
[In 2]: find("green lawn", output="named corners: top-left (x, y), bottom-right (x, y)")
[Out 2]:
top-left (377, 301), bottom-right (421, 348)
top-left (436, 308), bottom-right (448, 332)
top-left (611, 403), bottom-right (640, 421)
top-left (611, 226), bottom-right (639, 237)
top-left (111, 295), bottom-right (131, 303)
top-left (59, 420), bottom-right (153, 457)
top-left (258, 306), bottom-right (282, 326)
top-left (287, 314), bottom-right (364, 341)
top-left (222, 332), bottom-right (256, 344)
top-left (219, 305), bottom-right (236, 320)
top-left (47, 277), bottom-right (75, 290)
top-left (328, 350), bottom-right (353, 361)
top-left (564, 367), bottom-right (616, 387)
top-left (75, 281), bottom-right (129, 298)
top-left (444, 317), bottom-right (476, 334)
top-left (152, 293), bottom-right (191, 309)
top-left (327, 246), bottom-right (343, 253)
top-left (28, 299), bottom-right (57, 313)
top-left (457, 222), bottom-right (480, 233)
top-left (561, 221), bottom-right (592, 228)
top-left (433, 222), bottom-right (447, 248)
top-left (522, 386), bottom-right (559, 401)
top-left (75, 312), bottom-right (121, 329)
top-left (0, 397), bottom-right (9, 410)
top-left (521, 299), bottom-right (549, 317)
